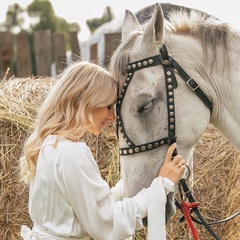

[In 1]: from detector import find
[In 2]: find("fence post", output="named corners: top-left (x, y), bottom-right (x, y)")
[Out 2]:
top-left (90, 43), bottom-right (98, 64)
top-left (104, 32), bottom-right (121, 67)
top-left (70, 31), bottom-right (81, 61)
top-left (53, 33), bottom-right (66, 75)
top-left (16, 32), bottom-right (32, 77)
top-left (0, 31), bottom-right (14, 79)
top-left (34, 29), bottom-right (52, 76)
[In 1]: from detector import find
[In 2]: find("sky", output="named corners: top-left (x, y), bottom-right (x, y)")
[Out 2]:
top-left (0, 0), bottom-right (239, 41)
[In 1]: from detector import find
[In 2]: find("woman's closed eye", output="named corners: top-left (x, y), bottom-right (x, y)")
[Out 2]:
top-left (108, 99), bottom-right (117, 110)
top-left (107, 103), bottom-right (115, 110)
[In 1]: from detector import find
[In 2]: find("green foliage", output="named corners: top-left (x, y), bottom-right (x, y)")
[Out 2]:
top-left (27, 0), bottom-right (58, 32)
top-left (1, 3), bottom-right (24, 32)
top-left (0, 1), bottom-right (114, 76)
top-left (1, 1), bottom-right (113, 36)
top-left (55, 17), bottom-right (80, 34)
top-left (27, 0), bottom-right (81, 50)
top-left (87, 6), bottom-right (114, 34)
top-left (0, 0), bottom-right (80, 34)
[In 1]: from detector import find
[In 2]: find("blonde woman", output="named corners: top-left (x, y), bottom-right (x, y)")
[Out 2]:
top-left (20, 61), bottom-right (186, 240)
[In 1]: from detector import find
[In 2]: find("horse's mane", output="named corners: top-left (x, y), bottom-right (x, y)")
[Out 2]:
top-left (109, 8), bottom-right (238, 83)
top-left (166, 9), bottom-right (232, 55)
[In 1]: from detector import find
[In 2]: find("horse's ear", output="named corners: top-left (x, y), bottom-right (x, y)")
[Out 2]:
top-left (142, 3), bottom-right (164, 46)
top-left (122, 9), bottom-right (142, 40)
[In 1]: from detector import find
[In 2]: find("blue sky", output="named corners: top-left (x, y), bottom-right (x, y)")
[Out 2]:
top-left (0, 0), bottom-right (239, 41)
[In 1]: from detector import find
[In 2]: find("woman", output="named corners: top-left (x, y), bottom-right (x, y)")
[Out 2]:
top-left (20, 61), bottom-right (186, 240)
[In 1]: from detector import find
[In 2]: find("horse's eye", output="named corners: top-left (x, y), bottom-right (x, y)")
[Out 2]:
top-left (138, 100), bottom-right (154, 113)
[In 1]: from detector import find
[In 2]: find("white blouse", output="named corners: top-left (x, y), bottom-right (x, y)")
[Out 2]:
top-left (21, 135), bottom-right (175, 240)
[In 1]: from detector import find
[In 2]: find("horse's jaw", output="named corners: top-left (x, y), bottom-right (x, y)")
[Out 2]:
top-left (120, 151), bottom-right (178, 223)
top-left (119, 144), bottom-right (195, 222)
top-left (166, 192), bottom-right (177, 222)
top-left (121, 153), bottom-right (176, 226)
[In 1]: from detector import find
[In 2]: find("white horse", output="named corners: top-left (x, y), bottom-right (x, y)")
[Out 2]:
top-left (109, 3), bottom-right (240, 222)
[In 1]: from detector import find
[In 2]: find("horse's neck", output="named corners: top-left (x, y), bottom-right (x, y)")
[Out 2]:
top-left (210, 41), bottom-right (240, 150)
top-left (212, 108), bottom-right (240, 150)
top-left (168, 33), bottom-right (240, 150)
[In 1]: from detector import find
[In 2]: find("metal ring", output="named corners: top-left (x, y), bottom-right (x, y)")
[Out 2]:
top-left (184, 164), bottom-right (191, 180)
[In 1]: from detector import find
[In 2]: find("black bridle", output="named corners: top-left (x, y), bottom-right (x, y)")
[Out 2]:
top-left (116, 44), bottom-right (239, 239)
top-left (116, 44), bottom-right (212, 156)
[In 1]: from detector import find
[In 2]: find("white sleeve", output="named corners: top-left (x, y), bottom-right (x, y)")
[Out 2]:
top-left (111, 179), bottom-right (127, 201)
top-left (55, 143), bottom-right (143, 240)
top-left (55, 142), bottom-right (168, 240)
top-left (162, 177), bottom-right (177, 194)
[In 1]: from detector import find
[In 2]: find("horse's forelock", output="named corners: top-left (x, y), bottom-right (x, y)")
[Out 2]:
top-left (109, 33), bottom-right (142, 89)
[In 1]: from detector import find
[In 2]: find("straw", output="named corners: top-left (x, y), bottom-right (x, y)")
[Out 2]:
top-left (0, 77), bottom-right (239, 240)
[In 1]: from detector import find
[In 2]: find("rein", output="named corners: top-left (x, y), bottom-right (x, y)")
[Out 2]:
top-left (116, 44), bottom-right (239, 239)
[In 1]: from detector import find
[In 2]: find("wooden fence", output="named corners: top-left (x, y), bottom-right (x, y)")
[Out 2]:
top-left (0, 30), bottom-right (121, 79)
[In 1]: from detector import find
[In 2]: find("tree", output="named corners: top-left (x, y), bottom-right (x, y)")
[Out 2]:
top-left (55, 17), bottom-right (80, 34)
top-left (1, 3), bottom-right (24, 32)
top-left (86, 6), bottom-right (114, 34)
top-left (27, 0), bottom-right (57, 32)
top-left (27, 0), bottom-right (80, 52)
top-left (27, 0), bottom-right (80, 34)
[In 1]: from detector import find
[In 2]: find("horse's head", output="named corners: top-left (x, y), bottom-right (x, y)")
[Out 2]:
top-left (110, 3), bottom-right (212, 220)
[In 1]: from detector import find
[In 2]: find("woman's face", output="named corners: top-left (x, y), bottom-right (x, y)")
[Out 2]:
top-left (87, 102), bottom-right (115, 135)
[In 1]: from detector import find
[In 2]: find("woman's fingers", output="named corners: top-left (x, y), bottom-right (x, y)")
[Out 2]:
top-left (176, 158), bottom-right (185, 167)
top-left (165, 143), bottom-right (176, 162)
top-left (160, 143), bottom-right (187, 183)
top-left (179, 164), bottom-right (187, 174)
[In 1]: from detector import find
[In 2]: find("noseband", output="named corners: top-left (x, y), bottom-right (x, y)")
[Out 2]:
top-left (116, 44), bottom-right (212, 156)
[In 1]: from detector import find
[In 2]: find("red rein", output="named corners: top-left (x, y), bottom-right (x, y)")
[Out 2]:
top-left (181, 201), bottom-right (200, 240)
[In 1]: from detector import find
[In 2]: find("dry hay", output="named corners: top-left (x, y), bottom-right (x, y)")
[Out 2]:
top-left (0, 77), bottom-right (239, 240)
top-left (0, 76), bottom-right (55, 239)
top-left (166, 127), bottom-right (240, 240)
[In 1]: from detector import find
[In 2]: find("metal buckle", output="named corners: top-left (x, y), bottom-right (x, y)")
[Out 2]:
top-left (186, 78), bottom-right (199, 91)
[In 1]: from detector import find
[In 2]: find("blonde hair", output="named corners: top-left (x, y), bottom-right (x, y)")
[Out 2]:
top-left (20, 61), bottom-right (117, 183)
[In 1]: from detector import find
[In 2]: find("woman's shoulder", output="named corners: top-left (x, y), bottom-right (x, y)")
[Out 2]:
top-left (58, 138), bottom-right (90, 154)
top-left (43, 135), bottom-right (92, 159)
top-left (49, 137), bottom-right (95, 170)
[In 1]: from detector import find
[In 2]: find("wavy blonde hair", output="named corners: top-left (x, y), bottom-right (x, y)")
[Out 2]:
top-left (20, 61), bottom-right (117, 183)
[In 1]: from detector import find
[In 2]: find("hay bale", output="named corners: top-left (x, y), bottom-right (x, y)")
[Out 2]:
top-left (0, 76), bottom-right (55, 240)
top-left (0, 76), bottom-right (120, 240)
top-left (0, 77), bottom-right (239, 240)
top-left (166, 126), bottom-right (240, 240)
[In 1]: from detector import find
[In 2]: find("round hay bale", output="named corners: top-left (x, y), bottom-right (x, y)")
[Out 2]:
top-left (0, 76), bottom-right (120, 239)
top-left (0, 77), bottom-right (239, 240)
top-left (0, 76), bottom-right (54, 239)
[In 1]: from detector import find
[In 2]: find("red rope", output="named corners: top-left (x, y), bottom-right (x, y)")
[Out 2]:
top-left (181, 201), bottom-right (200, 240)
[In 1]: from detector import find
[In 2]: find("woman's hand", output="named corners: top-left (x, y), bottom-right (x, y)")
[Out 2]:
top-left (158, 143), bottom-right (186, 184)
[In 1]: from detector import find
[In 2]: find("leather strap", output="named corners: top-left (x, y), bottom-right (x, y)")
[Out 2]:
top-left (169, 56), bottom-right (213, 112)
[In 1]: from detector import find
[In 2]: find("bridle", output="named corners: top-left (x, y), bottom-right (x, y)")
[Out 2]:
top-left (116, 44), bottom-right (239, 239)
top-left (116, 44), bottom-right (212, 156)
